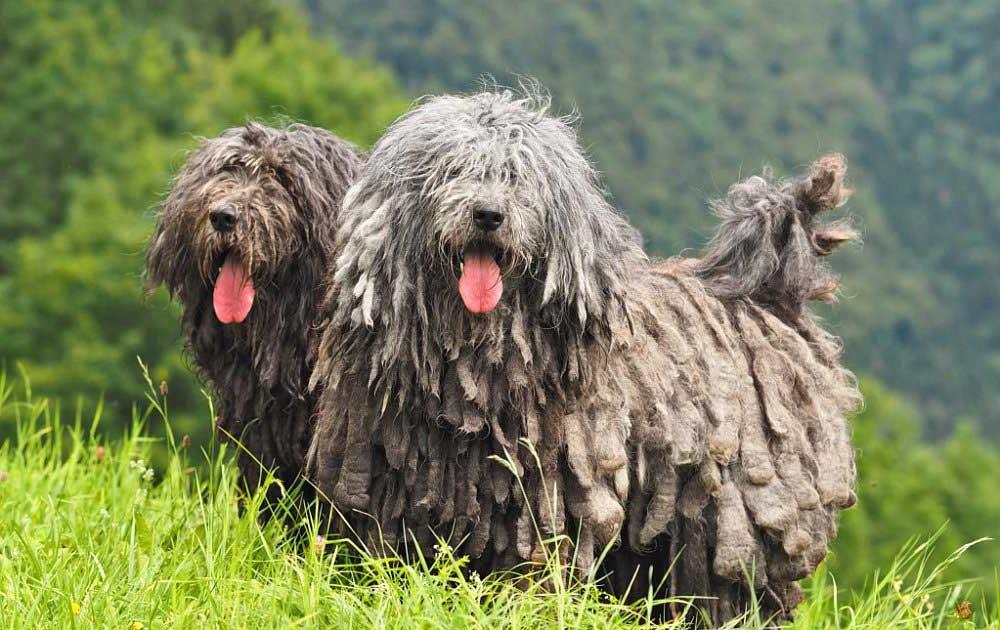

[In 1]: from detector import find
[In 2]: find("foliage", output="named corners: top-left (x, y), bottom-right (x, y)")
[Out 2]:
top-left (829, 379), bottom-right (1000, 593)
top-left (0, 372), bottom-right (997, 628)
top-left (308, 0), bottom-right (1000, 437)
top-left (0, 0), bottom-right (405, 443)
top-left (0, 0), bottom-right (275, 246)
top-left (2, 0), bottom-right (996, 443)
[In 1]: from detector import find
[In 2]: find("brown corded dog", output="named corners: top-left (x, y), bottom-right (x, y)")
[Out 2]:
top-left (146, 122), bottom-right (362, 507)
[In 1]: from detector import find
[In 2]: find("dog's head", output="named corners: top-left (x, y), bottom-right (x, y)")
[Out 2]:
top-left (146, 123), bottom-right (358, 325)
top-left (336, 89), bottom-right (645, 333)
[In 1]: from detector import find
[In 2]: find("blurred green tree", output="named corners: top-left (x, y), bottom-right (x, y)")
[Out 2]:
top-left (0, 0), bottom-right (404, 442)
top-left (829, 378), bottom-right (1000, 593)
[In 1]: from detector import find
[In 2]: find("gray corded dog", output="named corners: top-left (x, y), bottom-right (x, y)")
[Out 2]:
top-left (146, 122), bottom-right (362, 507)
top-left (305, 88), bottom-right (859, 624)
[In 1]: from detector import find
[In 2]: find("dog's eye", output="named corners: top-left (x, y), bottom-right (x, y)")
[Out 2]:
top-left (501, 162), bottom-right (519, 184)
top-left (446, 166), bottom-right (463, 180)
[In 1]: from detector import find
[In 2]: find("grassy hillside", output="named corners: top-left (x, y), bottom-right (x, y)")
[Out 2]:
top-left (0, 372), bottom-right (997, 628)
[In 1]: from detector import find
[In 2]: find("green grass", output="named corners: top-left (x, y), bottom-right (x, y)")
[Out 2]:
top-left (0, 369), bottom-right (996, 629)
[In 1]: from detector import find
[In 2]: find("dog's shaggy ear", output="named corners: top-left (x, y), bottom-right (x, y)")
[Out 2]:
top-left (145, 139), bottom-right (219, 298)
top-left (144, 217), bottom-right (174, 295)
top-left (534, 123), bottom-right (646, 326)
top-left (269, 125), bottom-right (362, 255)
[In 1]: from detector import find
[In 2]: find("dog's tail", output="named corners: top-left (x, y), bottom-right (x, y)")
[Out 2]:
top-left (694, 154), bottom-right (858, 312)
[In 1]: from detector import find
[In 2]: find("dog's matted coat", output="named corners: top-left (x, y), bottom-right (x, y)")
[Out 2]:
top-left (146, 122), bottom-right (362, 501)
top-left (306, 90), bottom-right (859, 623)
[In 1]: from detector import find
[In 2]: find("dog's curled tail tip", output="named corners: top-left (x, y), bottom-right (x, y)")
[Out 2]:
top-left (798, 154), bottom-right (860, 263)
top-left (796, 153), bottom-right (852, 215)
top-left (695, 154), bottom-right (859, 311)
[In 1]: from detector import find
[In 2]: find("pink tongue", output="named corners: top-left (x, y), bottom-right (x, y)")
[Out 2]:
top-left (213, 256), bottom-right (255, 324)
top-left (459, 253), bottom-right (503, 314)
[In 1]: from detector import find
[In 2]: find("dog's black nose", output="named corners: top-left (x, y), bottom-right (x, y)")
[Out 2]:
top-left (209, 206), bottom-right (238, 233)
top-left (473, 207), bottom-right (504, 232)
